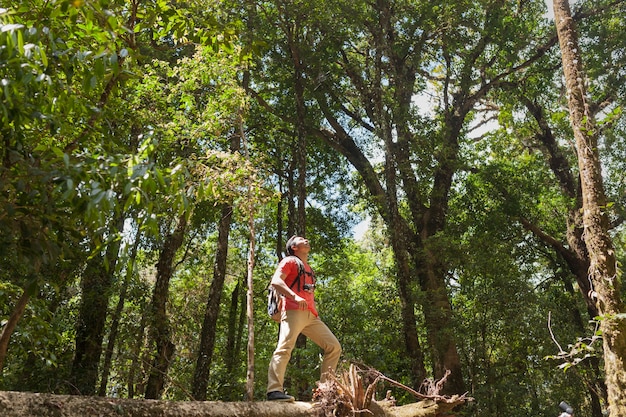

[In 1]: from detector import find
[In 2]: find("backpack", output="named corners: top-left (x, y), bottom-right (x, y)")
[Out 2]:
top-left (267, 256), bottom-right (305, 322)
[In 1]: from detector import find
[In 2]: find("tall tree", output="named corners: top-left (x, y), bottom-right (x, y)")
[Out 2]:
top-left (553, 0), bottom-right (626, 414)
top-left (144, 214), bottom-right (188, 399)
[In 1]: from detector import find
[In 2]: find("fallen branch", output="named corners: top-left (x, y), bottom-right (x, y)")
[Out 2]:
top-left (313, 363), bottom-right (472, 417)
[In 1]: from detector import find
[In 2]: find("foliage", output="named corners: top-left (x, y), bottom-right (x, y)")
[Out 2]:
top-left (1, 1), bottom-right (626, 416)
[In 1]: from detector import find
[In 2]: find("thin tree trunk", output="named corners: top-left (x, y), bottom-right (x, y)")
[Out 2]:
top-left (144, 214), bottom-right (187, 399)
top-left (375, 64), bottom-right (427, 387)
top-left (277, 182), bottom-right (285, 256)
top-left (287, 20), bottom-right (310, 396)
top-left (239, 107), bottom-right (257, 402)
top-left (294, 69), bottom-right (307, 237)
top-left (191, 204), bottom-right (233, 400)
top-left (553, 0), bottom-right (626, 414)
top-left (372, 16), bottom-right (430, 389)
top-left (286, 165), bottom-right (297, 237)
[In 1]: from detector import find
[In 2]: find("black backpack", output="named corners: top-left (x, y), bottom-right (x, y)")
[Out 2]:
top-left (267, 256), bottom-right (305, 322)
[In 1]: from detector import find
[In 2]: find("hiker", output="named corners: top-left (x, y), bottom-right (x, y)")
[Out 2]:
top-left (266, 235), bottom-right (342, 402)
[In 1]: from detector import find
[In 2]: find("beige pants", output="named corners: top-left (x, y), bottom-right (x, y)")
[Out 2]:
top-left (267, 309), bottom-right (342, 393)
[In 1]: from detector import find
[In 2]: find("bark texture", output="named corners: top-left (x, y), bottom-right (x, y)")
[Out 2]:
top-left (553, 0), bottom-right (626, 415)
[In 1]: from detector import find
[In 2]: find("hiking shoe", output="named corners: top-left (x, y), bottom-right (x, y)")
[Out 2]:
top-left (267, 391), bottom-right (295, 402)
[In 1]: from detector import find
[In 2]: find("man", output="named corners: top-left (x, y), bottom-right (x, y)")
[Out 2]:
top-left (266, 235), bottom-right (342, 401)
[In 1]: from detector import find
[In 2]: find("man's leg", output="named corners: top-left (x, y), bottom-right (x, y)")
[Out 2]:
top-left (267, 310), bottom-right (308, 395)
top-left (301, 316), bottom-right (341, 382)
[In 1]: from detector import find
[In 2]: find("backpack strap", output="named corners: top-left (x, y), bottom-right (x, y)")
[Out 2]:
top-left (286, 255), bottom-right (305, 292)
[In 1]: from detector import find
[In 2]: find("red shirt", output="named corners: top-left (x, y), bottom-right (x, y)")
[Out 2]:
top-left (279, 256), bottom-right (318, 317)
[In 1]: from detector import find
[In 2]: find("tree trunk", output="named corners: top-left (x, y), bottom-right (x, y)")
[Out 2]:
top-left (286, 165), bottom-right (297, 237)
top-left (191, 204), bottom-right (233, 400)
top-left (416, 112), bottom-right (465, 396)
top-left (293, 79), bottom-right (310, 399)
top-left (290, 38), bottom-right (308, 238)
top-left (233, 103), bottom-right (257, 402)
top-left (144, 214), bottom-right (187, 399)
top-left (277, 183), bottom-right (285, 255)
top-left (224, 280), bottom-right (241, 376)
top-left (70, 214), bottom-right (124, 395)
top-left (235, 277), bottom-right (247, 365)
top-left (283, 18), bottom-right (311, 393)
top-left (553, 0), bottom-right (626, 414)
top-left (389, 229), bottom-right (428, 390)
top-left (246, 221), bottom-right (256, 401)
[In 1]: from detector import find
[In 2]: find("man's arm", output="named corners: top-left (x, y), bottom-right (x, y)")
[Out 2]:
top-left (271, 269), bottom-right (308, 310)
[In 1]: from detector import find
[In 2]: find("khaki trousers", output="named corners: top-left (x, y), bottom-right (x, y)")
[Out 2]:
top-left (267, 309), bottom-right (342, 393)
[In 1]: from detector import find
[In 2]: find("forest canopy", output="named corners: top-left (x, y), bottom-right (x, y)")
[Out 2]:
top-left (1, 0), bottom-right (626, 416)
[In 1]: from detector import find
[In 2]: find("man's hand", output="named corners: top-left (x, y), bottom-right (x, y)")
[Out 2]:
top-left (294, 294), bottom-right (308, 310)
